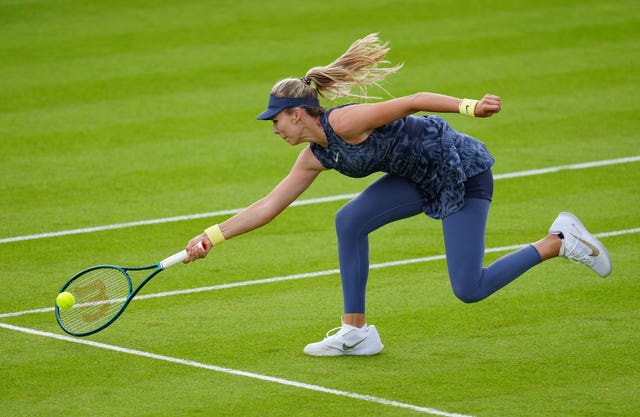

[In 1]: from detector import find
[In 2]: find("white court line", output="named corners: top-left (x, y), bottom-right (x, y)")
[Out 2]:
top-left (0, 322), bottom-right (474, 417)
top-left (1, 227), bottom-right (637, 320)
top-left (0, 194), bottom-right (357, 244)
top-left (492, 155), bottom-right (640, 179)
top-left (1, 155), bottom-right (638, 244)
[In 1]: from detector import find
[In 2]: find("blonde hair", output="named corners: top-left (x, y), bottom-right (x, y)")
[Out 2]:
top-left (270, 33), bottom-right (403, 104)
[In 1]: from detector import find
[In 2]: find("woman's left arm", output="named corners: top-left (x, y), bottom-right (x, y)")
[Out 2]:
top-left (408, 92), bottom-right (501, 117)
top-left (331, 93), bottom-right (501, 141)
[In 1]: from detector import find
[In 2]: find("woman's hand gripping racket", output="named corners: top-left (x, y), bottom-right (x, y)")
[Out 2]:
top-left (55, 241), bottom-right (205, 337)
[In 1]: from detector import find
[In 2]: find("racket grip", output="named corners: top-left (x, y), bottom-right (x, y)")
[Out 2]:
top-left (160, 241), bottom-right (205, 269)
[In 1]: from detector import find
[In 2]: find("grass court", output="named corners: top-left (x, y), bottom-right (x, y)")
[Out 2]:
top-left (1, 1), bottom-right (638, 416)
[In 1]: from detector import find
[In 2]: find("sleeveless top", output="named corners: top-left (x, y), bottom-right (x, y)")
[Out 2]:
top-left (309, 105), bottom-right (495, 219)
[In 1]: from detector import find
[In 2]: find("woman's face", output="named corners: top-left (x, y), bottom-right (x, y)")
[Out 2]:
top-left (271, 108), bottom-right (304, 146)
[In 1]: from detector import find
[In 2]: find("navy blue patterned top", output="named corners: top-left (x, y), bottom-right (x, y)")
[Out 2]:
top-left (310, 105), bottom-right (495, 219)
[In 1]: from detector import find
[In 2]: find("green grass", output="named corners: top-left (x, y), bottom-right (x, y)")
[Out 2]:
top-left (1, 1), bottom-right (639, 416)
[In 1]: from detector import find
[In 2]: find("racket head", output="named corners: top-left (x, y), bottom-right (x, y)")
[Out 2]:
top-left (55, 265), bottom-right (134, 336)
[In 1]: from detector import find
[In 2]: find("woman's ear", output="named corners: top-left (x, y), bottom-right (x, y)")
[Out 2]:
top-left (292, 108), bottom-right (302, 122)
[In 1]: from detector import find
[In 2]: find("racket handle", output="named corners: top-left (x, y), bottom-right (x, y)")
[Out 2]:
top-left (160, 241), bottom-right (205, 269)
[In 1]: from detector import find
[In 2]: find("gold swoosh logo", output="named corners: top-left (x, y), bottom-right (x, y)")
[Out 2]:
top-left (574, 235), bottom-right (600, 257)
top-left (342, 337), bottom-right (367, 351)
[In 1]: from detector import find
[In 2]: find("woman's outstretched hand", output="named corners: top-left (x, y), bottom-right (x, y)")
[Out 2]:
top-left (475, 94), bottom-right (502, 118)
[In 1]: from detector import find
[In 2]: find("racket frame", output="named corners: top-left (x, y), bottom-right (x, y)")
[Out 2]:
top-left (55, 247), bottom-right (192, 336)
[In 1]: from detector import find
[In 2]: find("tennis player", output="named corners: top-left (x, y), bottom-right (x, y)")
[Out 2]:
top-left (185, 34), bottom-right (611, 356)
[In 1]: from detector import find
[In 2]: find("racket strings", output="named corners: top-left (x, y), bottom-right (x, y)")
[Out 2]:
top-left (58, 267), bottom-right (131, 334)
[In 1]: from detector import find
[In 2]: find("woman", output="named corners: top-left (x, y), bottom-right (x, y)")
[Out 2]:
top-left (184, 34), bottom-right (611, 356)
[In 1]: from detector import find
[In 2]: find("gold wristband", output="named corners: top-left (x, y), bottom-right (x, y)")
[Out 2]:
top-left (204, 224), bottom-right (226, 247)
top-left (459, 98), bottom-right (479, 118)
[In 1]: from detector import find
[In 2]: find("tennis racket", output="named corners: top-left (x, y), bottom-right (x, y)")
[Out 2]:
top-left (55, 242), bottom-right (203, 337)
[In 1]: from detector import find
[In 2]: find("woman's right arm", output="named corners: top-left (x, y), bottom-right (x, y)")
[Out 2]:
top-left (185, 146), bottom-right (325, 261)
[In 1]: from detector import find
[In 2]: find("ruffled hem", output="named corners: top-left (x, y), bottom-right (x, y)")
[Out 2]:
top-left (414, 118), bottom-right (494, 219)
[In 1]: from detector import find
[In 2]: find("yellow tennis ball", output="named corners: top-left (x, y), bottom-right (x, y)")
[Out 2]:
top-left (56, 291), bottom-right (75, 311)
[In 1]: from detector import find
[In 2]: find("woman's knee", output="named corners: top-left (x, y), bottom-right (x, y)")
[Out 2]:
top-left (452, 288), bottom-right (483, 304)
top-left (449, 275), bottom-right (484, 303)
top-left (335, 202), bottom-right (364, 235)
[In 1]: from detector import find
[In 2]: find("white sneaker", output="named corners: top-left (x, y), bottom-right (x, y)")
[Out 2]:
top-left (303, 323), bottom-right (384, 356)
top-left (549, 212), bottom-right (612, 277)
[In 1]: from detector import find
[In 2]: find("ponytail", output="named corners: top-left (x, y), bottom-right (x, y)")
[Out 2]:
top-left (270, 33), bottom-right (402, 103)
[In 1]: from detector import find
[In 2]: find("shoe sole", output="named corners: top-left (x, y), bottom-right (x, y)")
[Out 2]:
top-left (303, 339), bottom-right (384, 356)
top-left (303, 347), bottom-right (384, 357)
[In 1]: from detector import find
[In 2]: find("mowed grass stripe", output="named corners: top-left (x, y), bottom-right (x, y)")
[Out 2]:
top-left (0, 322), bottom-right (476, 417)
top-left (1, 225), bottom-right (637, 320)
top-left (1, 155), bottom-right (637, 244)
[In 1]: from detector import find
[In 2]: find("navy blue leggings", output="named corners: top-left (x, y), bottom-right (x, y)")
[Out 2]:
top-left (335, 171), bottom-right (542, 313)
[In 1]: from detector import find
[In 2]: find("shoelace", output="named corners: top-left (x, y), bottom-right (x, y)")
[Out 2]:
top-left (324, 326), bottom-right (343, 338)
top-left (564, 238), bottom-right (596, 266)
